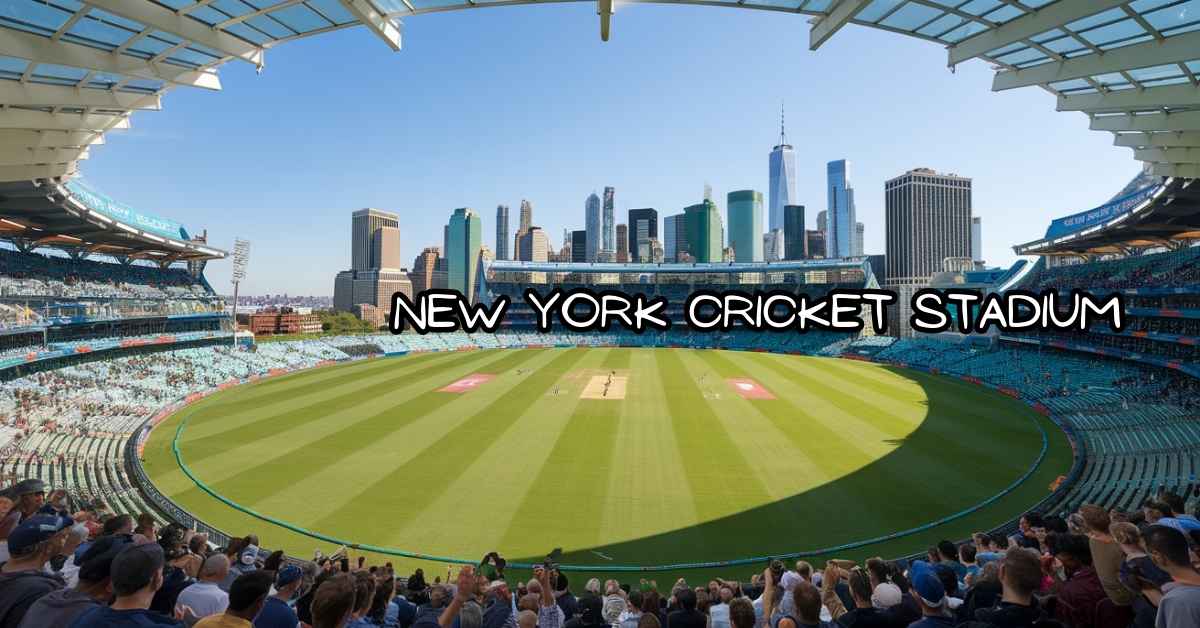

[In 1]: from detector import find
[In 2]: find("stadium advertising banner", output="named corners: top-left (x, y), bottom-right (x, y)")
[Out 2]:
top-left (65, 178), bottom-right (188, 241)
top-left (1043, 184), bottom-right (1159, 240)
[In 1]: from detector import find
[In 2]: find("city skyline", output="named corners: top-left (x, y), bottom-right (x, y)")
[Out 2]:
top-left (80, 7), bottom-right (1137, 295)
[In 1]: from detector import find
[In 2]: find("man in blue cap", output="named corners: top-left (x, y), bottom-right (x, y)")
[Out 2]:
top-left (0, 513), bottom-right (72, 628)
top-left (905, 562), bottom-right (954, 628)
top-left (254, 564), bottom-right (304, 628)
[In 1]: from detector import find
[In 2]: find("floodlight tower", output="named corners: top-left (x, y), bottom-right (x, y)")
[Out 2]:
top-left (230, 238), bottom-right (251, 348)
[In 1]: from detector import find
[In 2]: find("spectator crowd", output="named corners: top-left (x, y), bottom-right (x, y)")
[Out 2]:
top-left (0, 475), bottom-right (1197, 628)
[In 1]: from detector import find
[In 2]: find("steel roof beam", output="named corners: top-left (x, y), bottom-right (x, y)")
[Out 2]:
top-left (809, 0), bottom-right (870, 51)
top-left (0, 130), bottom-right (104, 149)
top-left (0, 110), bottom-right (130, 132)
top-left (340, 0), bottom-right (402, 51)
top-left (0, 163), bottom-right (76, 180)
top-left (1059, 83), bottom-right (1200, 112)
top-left (1113, 131), bottom-right (1200, 147)
top-left (949, 0), bottom-right (1125, 67)
top-left (0, 148), bottom-right (89, 167)
top-left (994, 30), bottom-right (1200, 91)
top-left (1150, 162), bottom-right (1200, 178)
top-left (0, 28), bottom-right (221, 91)
top-left (1091, 110), bottom-right (1200, 132)
top-left (0, 81), bottom-right (162, 110)
top-left (82, 0), bottom-right (265, 68)
top-left (1134, 147), bottom-right (1200, 163)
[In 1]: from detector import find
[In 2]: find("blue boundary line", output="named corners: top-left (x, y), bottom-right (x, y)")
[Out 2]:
top-left (166, 349), bottom-right (1052, 572)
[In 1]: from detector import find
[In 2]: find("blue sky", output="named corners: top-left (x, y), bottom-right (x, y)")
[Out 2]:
top-left (79, 3), bottom-right (1136, 296)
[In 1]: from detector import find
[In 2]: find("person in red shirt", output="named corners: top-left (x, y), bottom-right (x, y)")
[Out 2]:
top-left (1046, 533), bottom-right (1106, 628)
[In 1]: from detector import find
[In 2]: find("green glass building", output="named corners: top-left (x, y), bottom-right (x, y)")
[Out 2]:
top-left (684, 199), bottom-right (723, 263)
top-left (726, 190), bottom-right (763, 262)
top-left (447, 207), bottom-right (482, 302)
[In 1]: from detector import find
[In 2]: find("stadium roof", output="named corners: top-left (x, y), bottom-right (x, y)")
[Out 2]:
top-left (487, 258), bottom-right (870, 274)
top-left (0, 177), bottom-right (226, 260)
top-left (0, 0), bottom-right (1199, 185)
top-left (1013, 175), bottom-right (1200, 256)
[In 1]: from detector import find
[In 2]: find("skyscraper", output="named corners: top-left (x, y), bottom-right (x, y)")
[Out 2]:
top-left (854, 222), bottom-right (865, 257)
top-left (495, 204), bottom-right (510, 261)
top-left (351, 208), bottom-right (399, 272)
top-left (971, 217), bottom-right (982, 263)
top-left (517, 226), bottom-right (550, 262)
top-left (585, 192), bottom-right (601, 262)
top-left (336, 209), bottom-right (410, 314)
top-left (726, 190), bottom-right (763, 262)
top-left (784, 205), bottom-right (805, 261)
top-left (768, 106), bottom-right (796, 232)
top-left (447, 207), bottom-right (482, 303)
top-left (628, 208), bottom-right (658, 262)
top-left (684, 200), bottom-right (722, 263)
top-left (409, 247), bottom-right (442, 292)
top-left (884, 168), bottom-right (973, 337)
top-left (663, 213), bottom-right (685, 262)
top-left (806, 230), bottom-right (826, 259)
top-left (763, 231), bottom-right (783, 262)
top-left (826, 159), bottom-right (857, 259)
top-left (371, 226), bottom-right (401, 270)
top-left (571, 230), bottom-right (587, 263)
top-left (817, 210), bottom-right (827, 234)
top-left (615, 224), bottom-right (629, 263)
top-left (514, 199), bottom-right (533, 261)
top-left (602, 186), bottom-right (615, 257)
top-left (518, 199), bottom-right (532, 233)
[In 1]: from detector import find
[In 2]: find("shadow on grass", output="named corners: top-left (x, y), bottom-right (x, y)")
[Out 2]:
top-left (508, 365), bottom-right (1064, 572)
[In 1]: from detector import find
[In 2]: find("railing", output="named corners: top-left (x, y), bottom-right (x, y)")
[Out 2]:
top-left (125, 416), bottom-right (234, 547)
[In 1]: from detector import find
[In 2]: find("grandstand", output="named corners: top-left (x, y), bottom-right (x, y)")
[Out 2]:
top-left (0, 175), bottom-right (229, 384)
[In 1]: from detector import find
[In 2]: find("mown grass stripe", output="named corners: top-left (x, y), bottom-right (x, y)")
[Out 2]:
top-left (306, 348), bottom-right (591, 535)
top-left (179, 350), bottom-right (496, 462)
top-left (191, 349), bottom-right (549, 505)
top-left (783, 358), bottom-right (1035, 466)
top-left (202, 351), bottom-right (443, 409)
top-left (657, 349), bottom-right (773, 530)
top-left (768, 355), bottom-right (1032, 492)
top-left (498, 348), bottom-right (632, 555)
top-left (180, 351), bottom-right (470, 441)
top-left (698, 350), bottom-right (870, 481)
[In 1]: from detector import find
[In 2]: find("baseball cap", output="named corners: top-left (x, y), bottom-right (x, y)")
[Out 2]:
top-left (77, 535), bottom-right (133, 583)
top-left (111, 542), bottom-right (166, 596)
top-left (5, 478), bottom-right (46, 498)
top-left (908, 561), bottom-right (945, 608)
top-left (871, 582), bottom-right (902, 609)
top-left (780, 571), bottom-right (804, 591)
top-left (6, 513), bottom-right (72, 555)
top-left (239, 544), bottom-right (259, 565)
top-left (276, 565), bottom-right (303, 588)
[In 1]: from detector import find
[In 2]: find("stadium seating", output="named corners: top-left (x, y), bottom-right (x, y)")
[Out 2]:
top-left (871, 338), bottom-right (1200, 515)
top-left (1025, 245), bottom-right (1200, 292)
top-left (0, 247), bottom-right (212, 301)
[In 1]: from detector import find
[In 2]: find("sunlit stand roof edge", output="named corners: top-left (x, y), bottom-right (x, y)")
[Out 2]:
top-left (0, 0), bottom-right (1198, 212)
